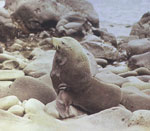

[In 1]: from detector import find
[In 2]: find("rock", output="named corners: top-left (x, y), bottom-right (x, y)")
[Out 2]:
top-left (24, 50), bottom-right (55, 78)
top-left (128, 52), bottom-right (150, 70)
top-left (126, 38), bottom-right (150, 57)
top-left (134, 67), bottom-right (150, 75)
top-left (122, 80), bottom-right (150, 90)
top-left (0, 81), bottom-right (12, 88)
top-left (11, 0), bottom-right (99, 33)
top-left (83, 34), bottom-right (102, 42)
top-left (93, 28), bottom-right (117, 47)
top-left (137, 75), bottom-right (150, 83)
top-left (45, 100), bottom-right (86, 119)
top-left (2, 60), bottom-right (19, 70)
top-left (79, 107), bottom-right (132, 130)
top-left (10, 43), bottom-right (23, 51)
top-left (121, 87), bottom-right (150, 111)
top-left (8, 105), bottom-right (24, 116)
top-left (0, 96), bottom-right (20, 110)
top-left (0, 53), bottom-right (17, 62)
top-left (56, 12), bottom-right (92, 38)
top-left (95, 58), bottom-right (108, 67)
top-left (119, 71), bottom-right (138, 77)
top-left (81, 41), bottom-right (119, 61)
top-left (130, 12), bottom-right (150, 38)
top-left (129, 110), bottom-right (150, 127)
top-left (9, 76), bottom-right (56, 104)
top-left (23, 98), bottom-right (45, 114)
top-left (96, 70), bottom-right (128, 86)
top-left (0, 8), bottom-right (18, 43)
top-left (0, 70), bottom-right (24, 81)
top-left (104, 64), bottom-right (130, 74)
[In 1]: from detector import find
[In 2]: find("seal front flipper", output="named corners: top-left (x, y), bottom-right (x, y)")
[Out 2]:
top-left (56, 90), bottom-right (73, 119)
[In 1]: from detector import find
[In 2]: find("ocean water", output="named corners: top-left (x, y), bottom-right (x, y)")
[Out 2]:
top-left (88, 0), bottom-right (150, 36)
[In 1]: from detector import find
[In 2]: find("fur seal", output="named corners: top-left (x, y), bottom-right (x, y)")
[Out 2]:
top-left (50, 37), bottom-right (122, 118)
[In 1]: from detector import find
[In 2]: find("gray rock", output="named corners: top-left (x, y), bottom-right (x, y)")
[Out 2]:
top-left (128, 52), bottom-right (150, 70)
top-left (24, 50), bottom-right (55, 78)
top-left (126, 38), bottom-right (150, 57)
top-left (9, 76), bottom-right (56, 104)
top-left (130, 12), bottom-right (150, 38)
top-left (81, 41), bottom-right (119, 61)
top-left (11, 0), bottom-right (99, 33)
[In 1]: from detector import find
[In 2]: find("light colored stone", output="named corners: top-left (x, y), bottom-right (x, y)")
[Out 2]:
top-left (8, 105), bottom-right (24, 116)
top-left (0, 81), bottom-right (12, 87)
top-left (2, 60), bottom-right (19, 69)
top-left (0, 53), bottom-right (16, 62)
top-left (105, 64), bottom-right (130, 74)
top-left (0, 70), bottom-right (24, 80)
top-left (23, 98), bottom-right (45, 114)
top-left (0, 96), bottom-right (20, 110)
top-left (129, 110), bottom-right (150, 127)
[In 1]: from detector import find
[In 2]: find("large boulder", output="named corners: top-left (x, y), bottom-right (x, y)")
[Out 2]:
top-left (126, 38), bottom-right (150, 57)
top-left (8, 76), bottom-right (56, 104)
top-left (128, 52), bottom-right (150, 70)
top-left (23, 49), bottom-right (55, 78)
top-left (81, 40), bottom-right (119, 61)
top-left (10, 0), bottom-right (99, 33)
top-left (130, 12), bottom-right (150, 38)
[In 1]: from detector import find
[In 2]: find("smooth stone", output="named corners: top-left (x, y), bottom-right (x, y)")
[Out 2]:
top-left (8, 105), bottom-right (24, 116)
top-left (137, 75), bottom-right (150, 83)
top-left (0, 70), bottom-right (24, 81)
top-left (2, 60), bottom-right (19, 69)
top-left (129, 110), bottom-right (150, 127)
top-left (119, 71), bottom-right (138, 77)
top-left (9, 76), bottom-right (56, 104)
top-left (0, 54), bottom-right (16, 62)
top-left (105, 65), bottom-right (130, 74)
top-left (0, 96), bottom-right (20, 110)
top-left (10, 43), bottom-right (23, 51)
top-left (142, 89), bottom-right (150, 96)
top-left (95, 58), bottom-right (108, 67)
top-left (96, 70), bottom-right (128, 86)
top-left (0, 81), bottom-right (12, 87)
top-left (134, 67), bottom-right (150, 75)
top-left (121, 87), bottom-right (150, 111)
top-left (23, 98), bottom-right (45, 114)
top-left (122, 81), bottom-right (150, 90)
top-left (45, 101), bottom-right (86, 119)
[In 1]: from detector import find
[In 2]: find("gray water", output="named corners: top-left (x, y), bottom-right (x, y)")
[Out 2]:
top-left (88, 0), bottom-right (150, 36)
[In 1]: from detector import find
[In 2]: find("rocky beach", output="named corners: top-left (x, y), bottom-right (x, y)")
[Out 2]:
top-left (0, 0), bottom-right (149, 131)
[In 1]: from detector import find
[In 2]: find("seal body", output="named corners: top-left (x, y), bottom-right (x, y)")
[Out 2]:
top-left (50, 37), bottom-right (122, 117)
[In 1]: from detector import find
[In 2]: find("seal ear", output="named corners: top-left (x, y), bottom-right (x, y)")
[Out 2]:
top-left (59, 57), bottom-right (67, 66)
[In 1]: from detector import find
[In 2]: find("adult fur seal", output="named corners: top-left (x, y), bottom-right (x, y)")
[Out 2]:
top-left (50, 37), bottom-right (122, 118)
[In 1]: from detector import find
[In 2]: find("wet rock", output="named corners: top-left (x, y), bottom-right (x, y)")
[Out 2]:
top-left (24, 50), bottom-right (55, 78)
top-left (128, 52), bottom-right (150, 70)
top-left (8, 105), bottom-right (24, 116)
top-left (0, 96), bottom-right (20, 110)
top-left (0, 70), bottom-right (24, 81)
top-left (9, 76), bottom-right (56, 104)
top-left (81, 41), bottom-right (119, 61)
top-left (126, 38), bottom-right (150, 57)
